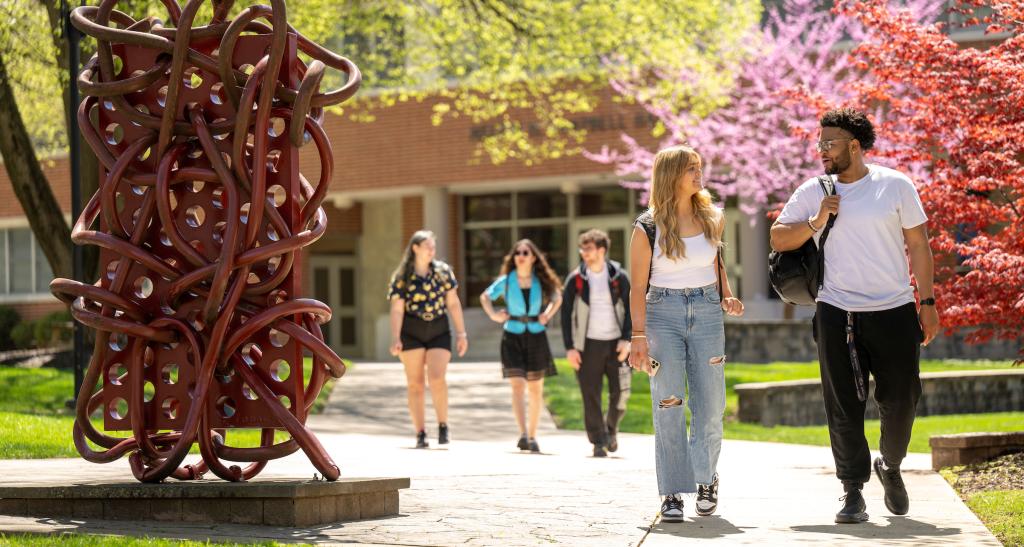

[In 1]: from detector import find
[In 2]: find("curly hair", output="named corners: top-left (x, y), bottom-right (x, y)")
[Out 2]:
top-left (820, 108), bottom-right (876, 151)
top-left (498, 239), bottom-right (562, 303)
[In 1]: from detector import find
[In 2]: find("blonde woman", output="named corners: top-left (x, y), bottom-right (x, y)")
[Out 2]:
top-left (388, 230), bottom-right (468, 449)
top-left (628, 146), bottom-right (744, 522)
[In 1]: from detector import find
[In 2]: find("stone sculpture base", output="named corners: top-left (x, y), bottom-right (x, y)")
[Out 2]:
top-left (0, 478), bottom-right (409, 527)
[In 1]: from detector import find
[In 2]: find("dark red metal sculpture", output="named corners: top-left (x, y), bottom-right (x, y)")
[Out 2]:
top-left (50, 0), bottom-right (360, 483)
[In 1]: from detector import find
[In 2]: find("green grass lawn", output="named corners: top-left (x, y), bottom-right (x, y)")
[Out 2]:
top-left (0, 359), bottom-right (340, 459)
top-left (965, 491), bottom-right (1024, 547)
top-left (0, 534), bottom-right (296, 546)
top-left (545, 359), bottom-right (1022, 454)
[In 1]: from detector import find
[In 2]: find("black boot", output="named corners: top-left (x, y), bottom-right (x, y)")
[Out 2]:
top-left (835, 486), bottom-right (868, 524)
top-left (415, 430), bottom-right (429, 449)
top-left (438, 423), bottom-right (450, 445)
top-left (874, 456), bottom-right (909, 515)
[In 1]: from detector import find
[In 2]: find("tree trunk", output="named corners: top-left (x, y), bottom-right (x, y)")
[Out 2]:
top-left (0, 51), bottom-right (72, 280)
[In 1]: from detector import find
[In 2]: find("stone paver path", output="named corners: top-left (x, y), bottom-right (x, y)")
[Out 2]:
top-left (0, 362), bottom-right (1000, 545)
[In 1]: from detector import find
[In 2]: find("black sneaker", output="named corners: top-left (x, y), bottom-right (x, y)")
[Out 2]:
top-left (660, 494), bottom-right (684, 522)
top-left (415, 430), bottom-right (429, 449)
top-left (835, 489), bottom-right (868, 524)
top-left (593, 444), bottom-right (607, 458)
top-left (874, 456), bottom-right (909, 515)
top-left (528, 438), bottom-right (540, 453)
top-left (438, 423), bottom-right (450, 445)
top-left (607, 431), bottom-right (618, 453)
top-left (517, 434), bottom-right (529, 451)
top-left (695, 473), bottom-right (719, 516)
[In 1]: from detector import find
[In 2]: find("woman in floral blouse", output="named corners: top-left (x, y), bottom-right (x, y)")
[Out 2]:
top-left (388, 230), bottom-right (468, 448)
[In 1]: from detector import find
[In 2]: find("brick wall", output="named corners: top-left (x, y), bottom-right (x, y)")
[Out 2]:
top-left (400, 196), bottom-right (424, 246)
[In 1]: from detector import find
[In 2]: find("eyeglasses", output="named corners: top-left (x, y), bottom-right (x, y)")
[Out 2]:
top-left (514, 250), bottom-right (532, 257)
top-left (816, 138), bottom-right (853, 153)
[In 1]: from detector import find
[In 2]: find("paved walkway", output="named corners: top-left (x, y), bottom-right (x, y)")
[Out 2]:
top-left (0, 362), bottom-right (1000, 545)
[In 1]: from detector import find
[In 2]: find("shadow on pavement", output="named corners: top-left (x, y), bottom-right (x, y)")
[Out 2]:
top-left (791, 516), bottom-right (961, 539)
top-left (647, 515), bottom-right (749, 539)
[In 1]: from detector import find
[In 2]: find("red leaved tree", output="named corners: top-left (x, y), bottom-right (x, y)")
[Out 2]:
top-left (807, 0), bottom-right (1024, 355)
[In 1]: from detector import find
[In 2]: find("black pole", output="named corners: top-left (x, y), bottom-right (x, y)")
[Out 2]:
top-left (65, 0), bottom-right (85, 403)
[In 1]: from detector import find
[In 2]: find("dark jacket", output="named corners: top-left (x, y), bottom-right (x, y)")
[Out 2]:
top-left (561, 260), bottom-right (632, 352)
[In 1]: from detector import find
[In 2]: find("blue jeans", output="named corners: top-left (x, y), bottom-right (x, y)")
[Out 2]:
top-left (646, 283), bottom-right (726, 495)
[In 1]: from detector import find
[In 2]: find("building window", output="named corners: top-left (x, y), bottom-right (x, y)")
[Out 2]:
top-left (462, 191), bottom-right (570, 305)
top-left (578, 186), bottom-right (631, 216)
top-left (0, 228), bottom-right (54, 297)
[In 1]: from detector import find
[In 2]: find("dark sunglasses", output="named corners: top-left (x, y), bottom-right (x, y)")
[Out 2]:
top-left (514, 250), bottom-right (532, 257)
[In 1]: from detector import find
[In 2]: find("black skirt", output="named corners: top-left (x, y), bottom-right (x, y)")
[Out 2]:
top-left (500, 330), bottom-right (557, 380)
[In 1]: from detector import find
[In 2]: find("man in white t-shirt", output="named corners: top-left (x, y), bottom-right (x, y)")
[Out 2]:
top-left (561, 229), bottom-right (633, 458)
top-left (770, 108), bottom-right (940, 524)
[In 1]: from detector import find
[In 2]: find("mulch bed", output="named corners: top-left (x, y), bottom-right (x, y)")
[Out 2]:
top-left (947, 452), bottom-right (1024, 496)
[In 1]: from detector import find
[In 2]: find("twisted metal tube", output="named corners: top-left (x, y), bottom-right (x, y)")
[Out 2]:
top-left (50, 0), bottom-right (361, 483)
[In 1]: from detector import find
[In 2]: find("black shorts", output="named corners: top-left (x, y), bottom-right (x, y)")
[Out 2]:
top-left (400, 315), bottom-right (451, 351)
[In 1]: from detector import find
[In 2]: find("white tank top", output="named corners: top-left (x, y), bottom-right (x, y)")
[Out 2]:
top-left (650, 227), bottom-right (718, 289)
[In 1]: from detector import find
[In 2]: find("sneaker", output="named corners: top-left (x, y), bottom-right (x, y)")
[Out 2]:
top-left (528, 438), bottom-right (540, 453)
top-left (835, 488), bottom-right (868, 524)
top-left (438, 423), bottom-right (450, 445)
top-left (695, 473), bottom-right (719, 516)
top-left (517, 434), bottom-right (529, 451)
top-left (593, 444), bottom-right (607, 458)
top-left (660, 494), bottom-right (684, 522)
top-left (415, 430), bottom-right (429, 449)
top-left (607, 431), bottom-right (618, 453)
top-left (874, 456), bottom-right (909, 515)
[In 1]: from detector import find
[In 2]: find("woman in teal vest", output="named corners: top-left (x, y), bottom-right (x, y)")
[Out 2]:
top-left (480, 239), bottom-right (562, 453)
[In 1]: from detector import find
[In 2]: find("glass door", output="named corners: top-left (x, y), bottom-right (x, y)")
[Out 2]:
top-left (309, 255), bottom-right (359, 357)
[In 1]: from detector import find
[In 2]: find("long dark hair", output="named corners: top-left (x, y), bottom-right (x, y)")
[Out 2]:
top-left (499, 239), bottom-right (561, 301)
top-left (390, 230), bottom-right (435, 288)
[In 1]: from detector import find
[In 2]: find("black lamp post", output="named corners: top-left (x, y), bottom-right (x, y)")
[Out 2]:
top-left (62, 0), bottom-right (85, 402)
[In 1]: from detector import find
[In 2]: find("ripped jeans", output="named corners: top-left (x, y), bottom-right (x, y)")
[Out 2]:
top-left (646, 283), bottom-right (726, 495)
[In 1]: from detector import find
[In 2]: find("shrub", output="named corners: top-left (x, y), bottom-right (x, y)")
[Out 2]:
top-left (33, 310), bottom-right (73, 348)
top-left (0, 306), bottom-right (21, 350)
top-left (10, 321), bottom-right (35, 349)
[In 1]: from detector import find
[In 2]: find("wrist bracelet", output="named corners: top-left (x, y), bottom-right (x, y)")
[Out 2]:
top-left (807, 218), bottom-right (820, 233)
top-left (631, 335), bottom-right (647, 339)
top-left (456, 332), bottom-right (468, 338)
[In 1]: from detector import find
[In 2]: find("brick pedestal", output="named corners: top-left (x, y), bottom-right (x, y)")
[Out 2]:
top-left (0, 478), bottom-right (409, 526)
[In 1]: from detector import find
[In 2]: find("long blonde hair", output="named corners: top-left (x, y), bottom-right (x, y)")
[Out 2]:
top-left (649, 145), bottom-right (723, 260)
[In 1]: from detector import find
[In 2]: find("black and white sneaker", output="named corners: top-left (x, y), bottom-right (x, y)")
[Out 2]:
top-left (660, 494), bottom-right (684, 522)
top-left (695, 473), bottom-right (719, 516)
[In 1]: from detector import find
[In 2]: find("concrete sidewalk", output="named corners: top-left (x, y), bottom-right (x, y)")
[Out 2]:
top-left (0, 361), bottom-right (1001, 545)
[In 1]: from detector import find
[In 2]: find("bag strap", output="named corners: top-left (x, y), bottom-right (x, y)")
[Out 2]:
top-left (815, 175), bottom-right (838, 292)
top-left (638, 209), bottom-right (726, 301)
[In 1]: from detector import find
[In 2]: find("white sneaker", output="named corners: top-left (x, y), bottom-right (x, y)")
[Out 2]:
top-left (660, 494), bottom-right (684, 522)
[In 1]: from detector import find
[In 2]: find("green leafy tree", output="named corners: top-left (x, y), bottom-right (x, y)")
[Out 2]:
top-left (0, 0), bottom-right (758, 279)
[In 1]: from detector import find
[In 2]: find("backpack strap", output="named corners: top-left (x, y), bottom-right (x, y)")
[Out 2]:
top-left (814, 175), bottom-right (839, 292)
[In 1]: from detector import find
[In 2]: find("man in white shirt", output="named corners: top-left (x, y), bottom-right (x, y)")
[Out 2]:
top-left (561, 229), bottom-right (633, 457)
top-left (770, 108), bottom-right (940, 524)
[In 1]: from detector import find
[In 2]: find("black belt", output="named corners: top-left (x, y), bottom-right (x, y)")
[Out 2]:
top-left (408, 311), bottom-right (445, 322)
top-left (510, 315), bottom-right (540, 323)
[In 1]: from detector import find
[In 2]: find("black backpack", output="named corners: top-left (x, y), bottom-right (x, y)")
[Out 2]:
top-left (635, 210), bottom-right (724, 301)
top-left (768, 176), bottom-right (837, 306)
